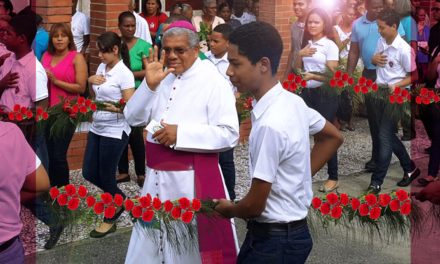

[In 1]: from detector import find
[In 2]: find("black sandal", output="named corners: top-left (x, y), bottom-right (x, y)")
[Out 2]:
top-left (137, 175), bottom-right (145, 188)
top-left (116, 174), bottom-right (130, 183)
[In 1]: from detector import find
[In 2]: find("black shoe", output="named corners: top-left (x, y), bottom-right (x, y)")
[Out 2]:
top-left (44, 226), bottom-right (64, 250)
top-left (367, 184), bottom-right (381, 194)
top-left (397, 166), bottom-right (421, 187)
top-left (365, 160), bottom-right (376, 172)
top-left (90, 223), bottom-right (116, 238)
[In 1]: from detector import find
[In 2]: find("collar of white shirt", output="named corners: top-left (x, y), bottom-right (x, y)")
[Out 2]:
top-left (205, 51), bottom-right (228, 65)
top-left (309, 36), bottom-right (328, 46)
top-left (252, 83), bottom-right (283, 120)
top-left (380, 34), bottom-right (404, 51)
top-left (103, 60), bottom-right (126, 77)
top-left (174, 57), bottom-right (202, 80)
top-left (16, 51), bottom-right (35, 68)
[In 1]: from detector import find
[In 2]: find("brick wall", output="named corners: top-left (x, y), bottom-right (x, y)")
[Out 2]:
top-left (34, 0), bottom-right (72, 30)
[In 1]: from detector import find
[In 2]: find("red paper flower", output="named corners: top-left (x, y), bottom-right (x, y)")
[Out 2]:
top-left (295, 76), bottom-right (302, 84)
top-left (371, 83), bottom-right (378, 91)
top-left (8, 112), bottom-right (14, 120)
top-left (354, 85), bottom-right (361, 93)
top-left (342, 73), bottom-right (349, 81)
top-left (192, 199), bottom-right (201, 211)
top-left (164, 200), bottom-right (174, 212)
top-left (400, 201), bottom-right (411, 215)
top-left (301, 80), bottom-right (307, 87)
top-left (365, 194), bottom-right (377, 206)
top-left (139, 195), bottom-right (152, 208)
top-left (181, 211), bottom-right (194, 223)
top-left (369, 207), bottom-right (381, 220)
top-left (311, 197), bottom-right (322, 209)
top-left (100, 193), bottom-right (113, 204)
top-left (415, 97), bottom-right (422, 104)
top-left (420, 88), bottom-right (428, 96)
top-left (393, 87), bottom-right (401, 95)
top-left (282, 81), bottom-right (289, 89)
top-left (326, 193), bottom-right (339, 205)
top-left (287, 73), bottom-right (294, 81)
top-left (13, 104), bottom-right (20, 112)
top-left (178, 197), bottom-right (191, 210)
top-left (86, 196), bottom-right (96, 208)
top-left (359, 203), bottom-right (369, 216)
top-left (340, 193), bottom-right (349, 206)
top-left (90, 104), bottom-right (97, 111)
top-left (65, 184), bottom-right (76, 196)
top-left (42, 112), bottom-right (49, 120)
top-left (396, 96), bottom-right (404, 104)
top-left (114, 194), bottom-right (124, 207)
top-left (359, 77), bottom-right (366, 85)
top-left (378, 193), bottom-right (391, 207)
top-left (20, 106), bottom-right (27, 114)
top-left (71, 105), bottom-right (79, 114)
top-left (347, 77), bottom-right (354, 85)
top-left (351, 198), bottom-right (361, 210)
top-left (15, 113), bottom-right (23, 121)
top-left (131, 206), bottom-right (143, 218)
top-left (335, 71), bottom-right (342, 79)
top-left (331, 206), bottom-right (343, 219)
top-left (330, 79), bottom-right (337, 87)
top-left (68, 198), bottom-right (80, 211)
top-left (153, 197), bottom-right (162, 210)
top-left (171, 207), bottom-right (182, 219)
top-left (26, 111), bottom-right (33, 119)
top-left (78, 185), bottom-right (88, 198)
top-left (142, 209), bottom-right (155, 222)
top-left (57, 194), bottom-right (68, 206)
top-left (124, 199), bottom-right (134, 212)
top-left (337, 80), bottom-right (344, 88)
top-left (366, 79), bottom-right (373, 87)
top-left (85, 99), bottom-right (92, 107)
top-left (49, 187), bottom-right (60, 199)
top-left (389, 199), bottom-right (400, 212)
top-left (423, 98), bottom-right (431, 105)
top-left (389, 95), bottom-right (396, 103)
top-left (79, 106), bottom-right (88, 114)
top-left (104, 206), bottom-right (116, 219)
top-left (94, 202), bottom-right (105, 214)
top-left (320, 202), bottom-right (331, 215)
top-left (401, 89), bottom-right (409, 97)
top-left (361, 86), bottom-right (369, 94)
top-left (395, 189), bottom-right (409, 202)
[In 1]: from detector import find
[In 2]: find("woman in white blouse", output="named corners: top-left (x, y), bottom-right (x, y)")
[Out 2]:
top-left (83, 32), bottom-right (135, 238)
top-left (295, 8), bottom-right (340, 193)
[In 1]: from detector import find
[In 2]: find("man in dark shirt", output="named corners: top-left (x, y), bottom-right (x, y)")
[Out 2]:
top-left (429, 0), bottom-right (440, 58)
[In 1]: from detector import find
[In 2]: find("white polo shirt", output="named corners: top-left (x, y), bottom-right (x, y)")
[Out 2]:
top-left (133, 11), bottom-right (152, 45)
top-left (91, 60), bottom-right (135, 139)
top-left (302, 37), bottom-right (339, 88)
top-left (0, 52), bottom-right (48, 111)
top-left (71, 11), bottom-right (90, 52)
top-left (249, 83), bottom-right (326, 223)
top-left (205, 51), bottom-right (235, 94)
top-left (375, 34), bottom-right (416, 88)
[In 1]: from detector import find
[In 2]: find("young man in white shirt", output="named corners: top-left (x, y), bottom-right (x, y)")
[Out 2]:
top-left (206, 23), bottom-right (237, 200)
top-left (215, 21), bottom-right (343, 264)
top-left (368, 9), bottom-right (420, 193)
top-left (71, 0), bottom-right (90, 55)
top-left (232, 0), bottom-right (256, 25)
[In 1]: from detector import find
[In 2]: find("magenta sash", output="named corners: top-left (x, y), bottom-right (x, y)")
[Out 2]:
top-left (146, 141), bottom-right (237, 264)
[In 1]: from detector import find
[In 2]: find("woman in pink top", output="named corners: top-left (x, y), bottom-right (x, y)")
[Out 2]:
top-left (41, 23), bottom-right (87, 188)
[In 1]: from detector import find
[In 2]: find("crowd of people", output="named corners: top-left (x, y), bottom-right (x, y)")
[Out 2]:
top-left (0, 0), bottom-right (440, 263)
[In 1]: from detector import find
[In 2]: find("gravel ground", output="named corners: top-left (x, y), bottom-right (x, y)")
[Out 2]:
top-left (21, 117), bottom-right (426, 255)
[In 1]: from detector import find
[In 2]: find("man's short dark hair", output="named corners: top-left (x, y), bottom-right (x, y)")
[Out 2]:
top-left (213, 24), bottom-right (233, 40)
top-left (229, 22), bottom-right (283, 75)
top-left (378, 9), bottom-right (400, 28)
top-left (10, 13), bottom-right (37, 47)
top-left (0, 0), bottom-right (13, 14)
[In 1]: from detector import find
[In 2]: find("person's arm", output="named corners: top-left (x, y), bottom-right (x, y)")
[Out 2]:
top-left (332, 27), bottom-right (344, 50)
top-left (20, 164), bottom-right (50, 203)
top-left (347, 41), bottom-right (360, 75)
top-left (81, 35), bottom-right (90, 55)
top-left (426, 55), bottom-right (440, 81)
top-left (311, 121), bottom-right (344, 176)
top-left (46, 54), bottom-right (87, 94)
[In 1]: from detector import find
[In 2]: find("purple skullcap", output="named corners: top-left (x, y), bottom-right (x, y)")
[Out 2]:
top-left (165, 20), bottom-right (197, 32)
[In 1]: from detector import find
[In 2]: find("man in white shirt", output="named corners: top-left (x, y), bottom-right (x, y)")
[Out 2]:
top-left (127, 0), bottom-right (152, 44)
top-left (205, 23), bottom-right (237, 200)
top-left (124, 21), bottom-right (239, 264)
top-left (71, 0), bottom-right (90, 55)
top-left (232, 0), bottom-right (256, 25)
top-left (368, 9), bottom-right (420, 193)
top-left (215, 22), bottom-right (343, 264)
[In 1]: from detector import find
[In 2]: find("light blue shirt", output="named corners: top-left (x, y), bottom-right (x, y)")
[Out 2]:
top-left (351, 13), bottom-right (405, 70)
top-left (32, 27), bottom-right (49, 61)
top-left (400, 15), bottom-right (417, 43)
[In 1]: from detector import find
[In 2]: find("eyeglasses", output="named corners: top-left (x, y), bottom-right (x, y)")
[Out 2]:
top-left (163, 47), bottom-right (190, 55)
top-left (432, 7), bottom-right (440, 12)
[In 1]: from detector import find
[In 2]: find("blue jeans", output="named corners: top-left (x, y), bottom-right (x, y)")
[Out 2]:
top-left (237, 222), bottom-right (313, 264)
top-left (219, 148), bottom-right (236, 200)
top-left (301, 88), bottom-right (338, 180)
top-left (362, 69), bottom-right (379, 164)
top-left (370, 102), bottom-right (412, 186)
top-left (83, 132), bottom-right (128, 199)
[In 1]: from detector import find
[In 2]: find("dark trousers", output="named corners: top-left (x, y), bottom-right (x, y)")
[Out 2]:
top-left (45, 121), bottom-right (76, 187)
top-left (237, 221), bottom-right (312, 264)
top-left (118, 126), bottom-right (146, 176)
top-left (370, 102), bottom-right (412, 186)
top-left (219, 148), bottom-right (236, 200)
top-left (419, 102), bottom-right (434, 141)
top-left (362, 69), bottom-right (379, 164)
top-left (301, 88), bottom-right (338, 180)
top-left (0, 238), bottom-right (24, 264)
top-left (83, 132), bottom-right (128, 199)
top-left (428, 105), bottom-right (440, 177)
